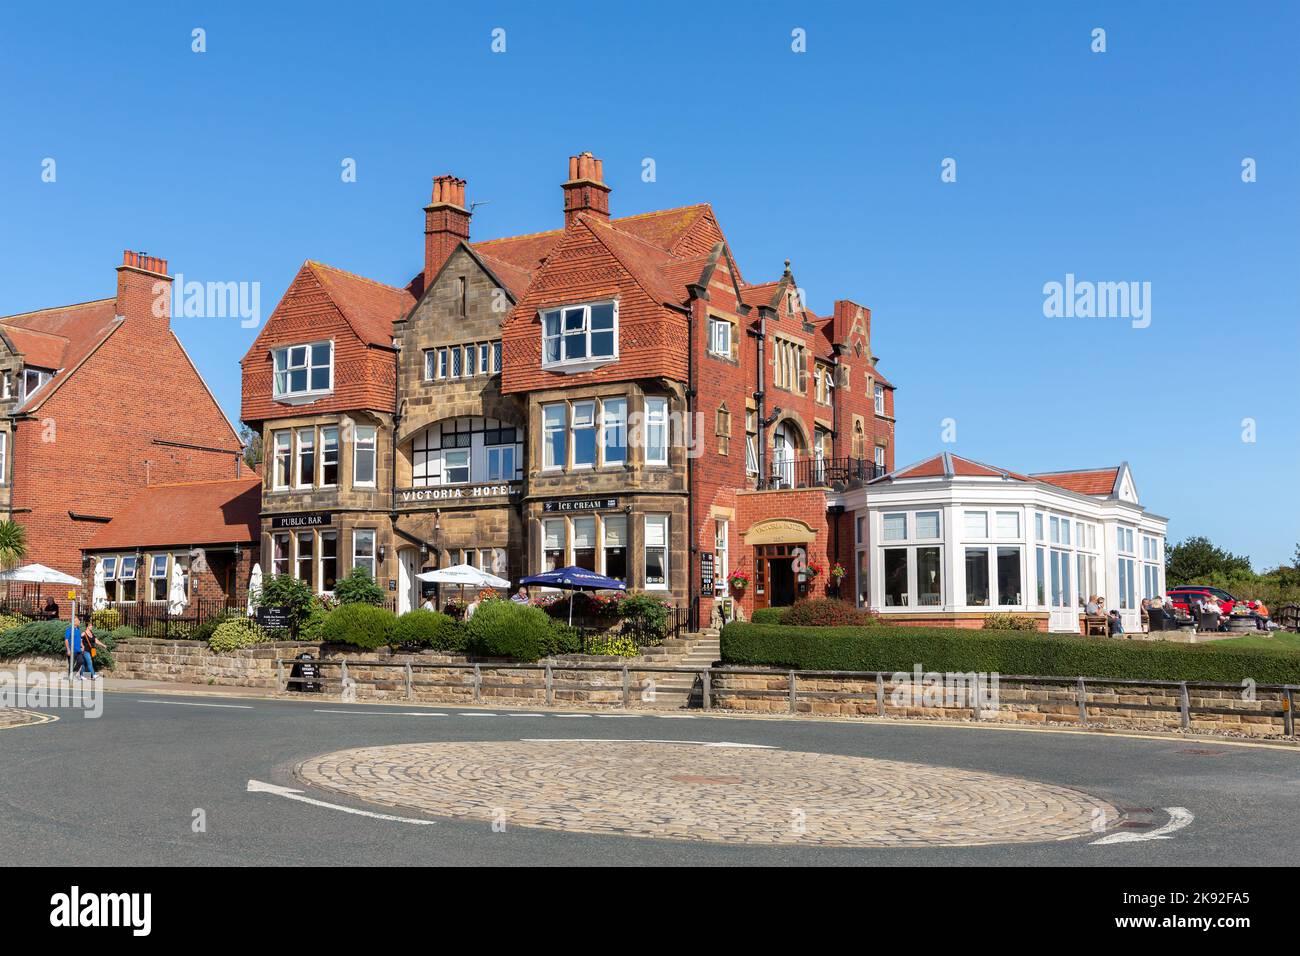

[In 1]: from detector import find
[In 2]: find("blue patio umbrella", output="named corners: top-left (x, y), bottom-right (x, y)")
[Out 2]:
top-left (520, 566), bottom-right (627, 625)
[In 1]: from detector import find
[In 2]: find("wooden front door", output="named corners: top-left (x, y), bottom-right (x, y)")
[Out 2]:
top-left (754, 544), bottom-right (802, 609)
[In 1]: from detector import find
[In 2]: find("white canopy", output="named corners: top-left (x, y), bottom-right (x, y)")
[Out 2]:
top-left (415, 563), bottom-right (510, 589)
top-left (0, 563), bottom-right (81, 586)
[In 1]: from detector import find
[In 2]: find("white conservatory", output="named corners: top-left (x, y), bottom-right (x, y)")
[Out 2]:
top-left (839, 454), bottom-right (1168, 633)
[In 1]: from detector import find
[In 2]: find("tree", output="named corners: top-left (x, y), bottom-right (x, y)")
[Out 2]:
top-left (240, 426), bottom-right (262, 470)
top-left (0, 520), bottom-right (28, 571)
top-left (1165, 535), bottom-right (1253, 585)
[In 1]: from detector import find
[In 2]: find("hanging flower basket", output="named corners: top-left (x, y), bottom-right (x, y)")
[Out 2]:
top-left (728, 571), bottom-right (750, 591)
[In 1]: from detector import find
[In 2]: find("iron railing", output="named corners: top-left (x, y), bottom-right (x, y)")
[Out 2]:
top-left (768, 456), bottom-right (883, 491)
top-left (74, 598), bottom-right (245, 638)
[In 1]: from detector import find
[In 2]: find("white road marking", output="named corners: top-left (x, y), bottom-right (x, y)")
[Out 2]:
top-left (246, 779), bottom-right (436, 825)
top-left (138, 699), bottom-right (253, 709)
top-left (460, 713), bottom-right (498, 717)
top-left (313, 709), bottom-right (447, 717)
top-left (553, 714), bottom-right (590, 718)
top-left (505, 713), bottom-right (545, 718)
top-left (1092, 807), bottom-right (1194, 845)
top-left (520, 738), bottom-right (774, 749)
top-left (657, 714), bottom-right (698, 719)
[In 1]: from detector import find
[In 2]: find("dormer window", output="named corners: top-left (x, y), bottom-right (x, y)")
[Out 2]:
top-left (20, 368), bottom-right (53, 401)
top-left (273, 342), bottom-right (333, 400)
top-left (541, 301), bottom-right (617, 370)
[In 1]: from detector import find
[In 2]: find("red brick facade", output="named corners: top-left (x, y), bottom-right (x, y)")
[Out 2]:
top-left (2, 252), bottom-right (245, 611)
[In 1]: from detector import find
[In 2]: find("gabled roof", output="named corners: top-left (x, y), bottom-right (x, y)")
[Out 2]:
top-left (304, 262), bottom-right (416, 349)
top-left (83, 476), bottom-right (261, 551)
top-left (0, 298), bottom-right (122, 413)
top-left (1030, 467), bottom-right (1122, 496)
top-left (877, 453), bottom-right (1031, 482)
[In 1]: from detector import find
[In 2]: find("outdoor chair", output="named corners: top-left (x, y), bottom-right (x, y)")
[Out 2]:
top-left (1084, 615), bottom-right (1107, 637)
top-left (1197, 610), bottom-right (1222, 632)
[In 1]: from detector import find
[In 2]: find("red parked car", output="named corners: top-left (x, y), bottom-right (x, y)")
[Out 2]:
top-left (1166, 585), bottom-right (1251, 616)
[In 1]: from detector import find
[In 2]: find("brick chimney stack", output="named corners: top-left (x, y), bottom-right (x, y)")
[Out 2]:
top-left (562, 151), bottom-right (610, 228)
top-left (424, 175), bottom-right (471, 291)
top-left (116, 249), bottom-right (172, 326)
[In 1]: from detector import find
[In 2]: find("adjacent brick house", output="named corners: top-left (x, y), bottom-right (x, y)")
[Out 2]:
top-left (241, 153), bottom-right (897, 622)
top-left (0, 251), bottom-right (247, 610)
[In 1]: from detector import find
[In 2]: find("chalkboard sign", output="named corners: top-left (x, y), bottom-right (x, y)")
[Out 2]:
top-left (256, 606), bottom-right (292, 629)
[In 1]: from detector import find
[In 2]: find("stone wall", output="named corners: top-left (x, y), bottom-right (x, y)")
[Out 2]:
top-left (712, 671), bottom-right (1293, 738)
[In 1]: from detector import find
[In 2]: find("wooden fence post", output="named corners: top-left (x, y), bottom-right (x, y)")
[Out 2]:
top-left (405, 662), bottom-right (413, 700)
top-left (544, 663), bottom-right (553, 706)
top-left (788, 670), bottom-right (797, 713)
top-left (473, 664), bottom-right (482, 703)
top-left (702, 668), bottom-right (712, 711)
top-left (621, 664), bottom-right (630, 709)
top-left (1179, 682), bottom-right (1190, 730)
top-left (1077, 676), bottom-right (1088, 725)
top-left (875, 672), bottom-right (886, 717)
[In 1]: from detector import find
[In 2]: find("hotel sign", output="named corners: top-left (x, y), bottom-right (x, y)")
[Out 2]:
top-left (396, 483), bottom-right (518, 507)
top-left (270, 511), bottom-right (333, 530)
top-left (542, 496), bottom-right (621, 514)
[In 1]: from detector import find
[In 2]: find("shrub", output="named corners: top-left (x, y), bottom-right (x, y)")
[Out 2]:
top-left (781, 598), bottom-right (874, 627)
top-left (333, 567), bottom-right (385, 606)
top-left (750, 608), bottom-right (785, 625)
top-left (256, 574), bottom-right (316, 631)
top-left (465, 600), bottom-right (566, 662)
top-left (191, 611), bottom-right (239, 646)
top-left (982, 612), bottom-right (1038, 632)
top-left (585, 634), bottom-right (639, 657)
top-left (319, 602), bottom-right (397, 649)
top-left (719, 622), bottom-right (1300, 684)
top-left (297, 601), bottom-right (330, 642)
top-left (616, 592), bottom-right (670, 638)
top-left (0, 620), bottom-right (74, 659)
top-left (0, 612), bottom-right (29, 634)
top-left (90, 608), bottom-right (122, 631)
top-left (392, 610), bottom-right (464, 651)
top-left (208, 618), bottom-right (271, 653)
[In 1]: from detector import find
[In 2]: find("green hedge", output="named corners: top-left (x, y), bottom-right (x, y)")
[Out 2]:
top-left (0, 620), bottom-right (116, 669)
top-left (392, 610), bottom-right (465, 652)
top-left (320, 603), bottom-right (397, 650)
top-left (464, 600), bottom-right (577, 661)
top-left (720, 623), bottom-right (1300, 684)
top-left (750, 608), bottom-right (785, 625)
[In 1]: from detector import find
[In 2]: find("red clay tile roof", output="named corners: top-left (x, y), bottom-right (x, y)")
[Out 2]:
top-left (0, 298), bottom-right (123, 411)
top-left (305, 262), bottom-right (416, 349)
top-left (1, 325), bottom-right (71, 369)
top-left (740, 282), bottom-right (781, 309)
top-left (83, 476), bottom-right (261, 551)
top-left (1031, 468), bottom-right (1120, 496)
top-left (884, 454), bottom-right (1031, 482)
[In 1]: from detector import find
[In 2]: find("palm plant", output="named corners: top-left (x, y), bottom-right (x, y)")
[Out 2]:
top-left (0, 520), bottom-right (28, 572)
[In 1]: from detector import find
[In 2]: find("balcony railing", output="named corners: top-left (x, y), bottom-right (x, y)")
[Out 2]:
top-left (766, 457), bottom-right (884, 491)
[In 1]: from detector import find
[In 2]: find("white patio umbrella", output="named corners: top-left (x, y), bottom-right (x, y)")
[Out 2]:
top-left (92, 560), bottom-right (108, 611)
top-left (0, 563), bottom-right (82, 585)
top-left (246, 562), bottom-right (263, 616)
top-left (167, 562), bottom-right (188, 615)
top-left (416, 563), bottom-right (510, 608)
top-left (0, 563), bottom-right (82, 617)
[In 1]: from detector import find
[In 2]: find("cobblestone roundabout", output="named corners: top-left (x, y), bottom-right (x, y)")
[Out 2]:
top-left (295, 741), bottom-right (1119, 847)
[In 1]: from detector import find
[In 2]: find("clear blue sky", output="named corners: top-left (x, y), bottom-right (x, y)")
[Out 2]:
top-left (1, 1), bottom-right (1296, 569)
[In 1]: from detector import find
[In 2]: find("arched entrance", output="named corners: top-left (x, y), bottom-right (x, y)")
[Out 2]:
top-left (744, 518), bottom-right (815, 610)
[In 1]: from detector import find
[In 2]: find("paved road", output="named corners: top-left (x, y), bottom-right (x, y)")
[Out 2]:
top-left (2, 690), bottom-right (1297, 865)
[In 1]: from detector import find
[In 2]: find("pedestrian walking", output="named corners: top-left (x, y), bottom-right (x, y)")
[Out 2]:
top-left (81, 623), bottom-right (101, 681)
top-left (64, 615), bottom-right (82, 680)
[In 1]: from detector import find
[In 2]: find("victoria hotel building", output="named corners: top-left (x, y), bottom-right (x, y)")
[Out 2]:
top-left (241, 153), bottom-right (897, 622)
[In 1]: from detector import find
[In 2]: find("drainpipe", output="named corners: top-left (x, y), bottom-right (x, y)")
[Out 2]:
top-left (751, 311), bottom-right (768, 490)
top-left (686, 301), bottom-right (697, 624)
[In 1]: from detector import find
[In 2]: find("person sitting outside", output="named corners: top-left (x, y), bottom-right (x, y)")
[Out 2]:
top-left (1147, 597), bottom-right (1175, 631)
top-left (1085, 595), bottom-right (1102, 616)
top-left (1194, 596), bottom-right (1222, 632)
top-left (510, 587), bottom-right (530, 605)
top-left (1107, 609), bottom-right (1125, 637)
top-left (1253, 599), bottom-right (1271, 632)
top-left (43, 597), bottom-right (60, 620)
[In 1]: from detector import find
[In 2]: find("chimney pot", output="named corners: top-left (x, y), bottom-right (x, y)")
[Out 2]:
top-left (562, 151), bottom-right (611, 227)
top-left (424, 174), bottom-right (472, 292)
